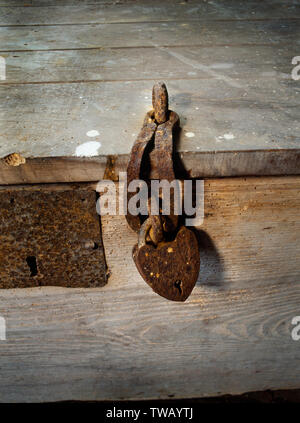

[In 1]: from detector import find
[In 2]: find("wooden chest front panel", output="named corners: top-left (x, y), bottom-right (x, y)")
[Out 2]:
top-left (0, 176), bottom-right (299, 402)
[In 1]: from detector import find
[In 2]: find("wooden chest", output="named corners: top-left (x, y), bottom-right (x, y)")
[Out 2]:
top-left (0, 0), bottom-right (299, 402)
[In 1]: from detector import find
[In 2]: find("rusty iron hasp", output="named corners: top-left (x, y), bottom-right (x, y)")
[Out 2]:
top-left (126, 82), bottom-right (200, 302)
top-left (126, 82), bottom-right (179, 233)
top-left (126, 110), bottom-right (156, 232)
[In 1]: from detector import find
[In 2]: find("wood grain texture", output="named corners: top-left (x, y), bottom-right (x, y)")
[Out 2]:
top-left (1, 0), bottom-right (300, 25)
top-left (1, 45), bottom-right (297, 84)
top-left (0, 0), bottom-right (299, 180)
top-left (0, 175), bottom-right (299, 402)
top-left (0, 150), bottom-right (299, 186)
top-left (1, 19), bottom-right (299, 51)
top-left (0, 80), bottom-right (299, 158)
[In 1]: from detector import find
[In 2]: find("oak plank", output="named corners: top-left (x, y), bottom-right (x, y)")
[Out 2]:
top-left (0, 175), bottom-right (299, 401)
top-left (1, 45), bottom-right (297, 84)
top-left (0, 80), bottom-right (299, 158)
top-left (1, 0), bottom-right (300, 25)
top-left (0, 150), bottom-right (300, 185)
top-left (0, 0), bottom-right (298, 181)
top-left (0, 19), bottom-right (299, 52)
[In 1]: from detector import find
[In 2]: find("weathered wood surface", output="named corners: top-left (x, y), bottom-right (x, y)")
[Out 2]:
top-left (1, 79), bottom-right (299, 157)
top-left (0, 149), bottom-right (300, 185)
top-left (0, 175), bottom-right (299, 402)
top-left (2, 1), bottom-right (300, 25)
top-left (1, 0), bottom-right (299, 18)
top-left (2, 46), bottom-right (297, 84)
top-left (1, 20), bottom-right (299, 51)
top-left (0, 0), bottom-right (299, 183)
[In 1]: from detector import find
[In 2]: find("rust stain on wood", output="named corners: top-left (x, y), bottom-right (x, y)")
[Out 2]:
top-left (103, 155), bottom-right (118, 181)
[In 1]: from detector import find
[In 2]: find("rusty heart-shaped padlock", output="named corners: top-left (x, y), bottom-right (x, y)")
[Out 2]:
top-left (133, 217), bottom-right (200, 302)
top-left (126, 82), bottom-right (200, 302)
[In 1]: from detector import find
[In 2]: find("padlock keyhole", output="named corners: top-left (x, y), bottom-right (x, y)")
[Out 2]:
top-left (174, 280), bottom-right (182, 295)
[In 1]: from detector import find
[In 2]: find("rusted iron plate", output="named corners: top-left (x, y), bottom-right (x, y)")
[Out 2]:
top-left (0, 184), bottom-right (107, 288)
